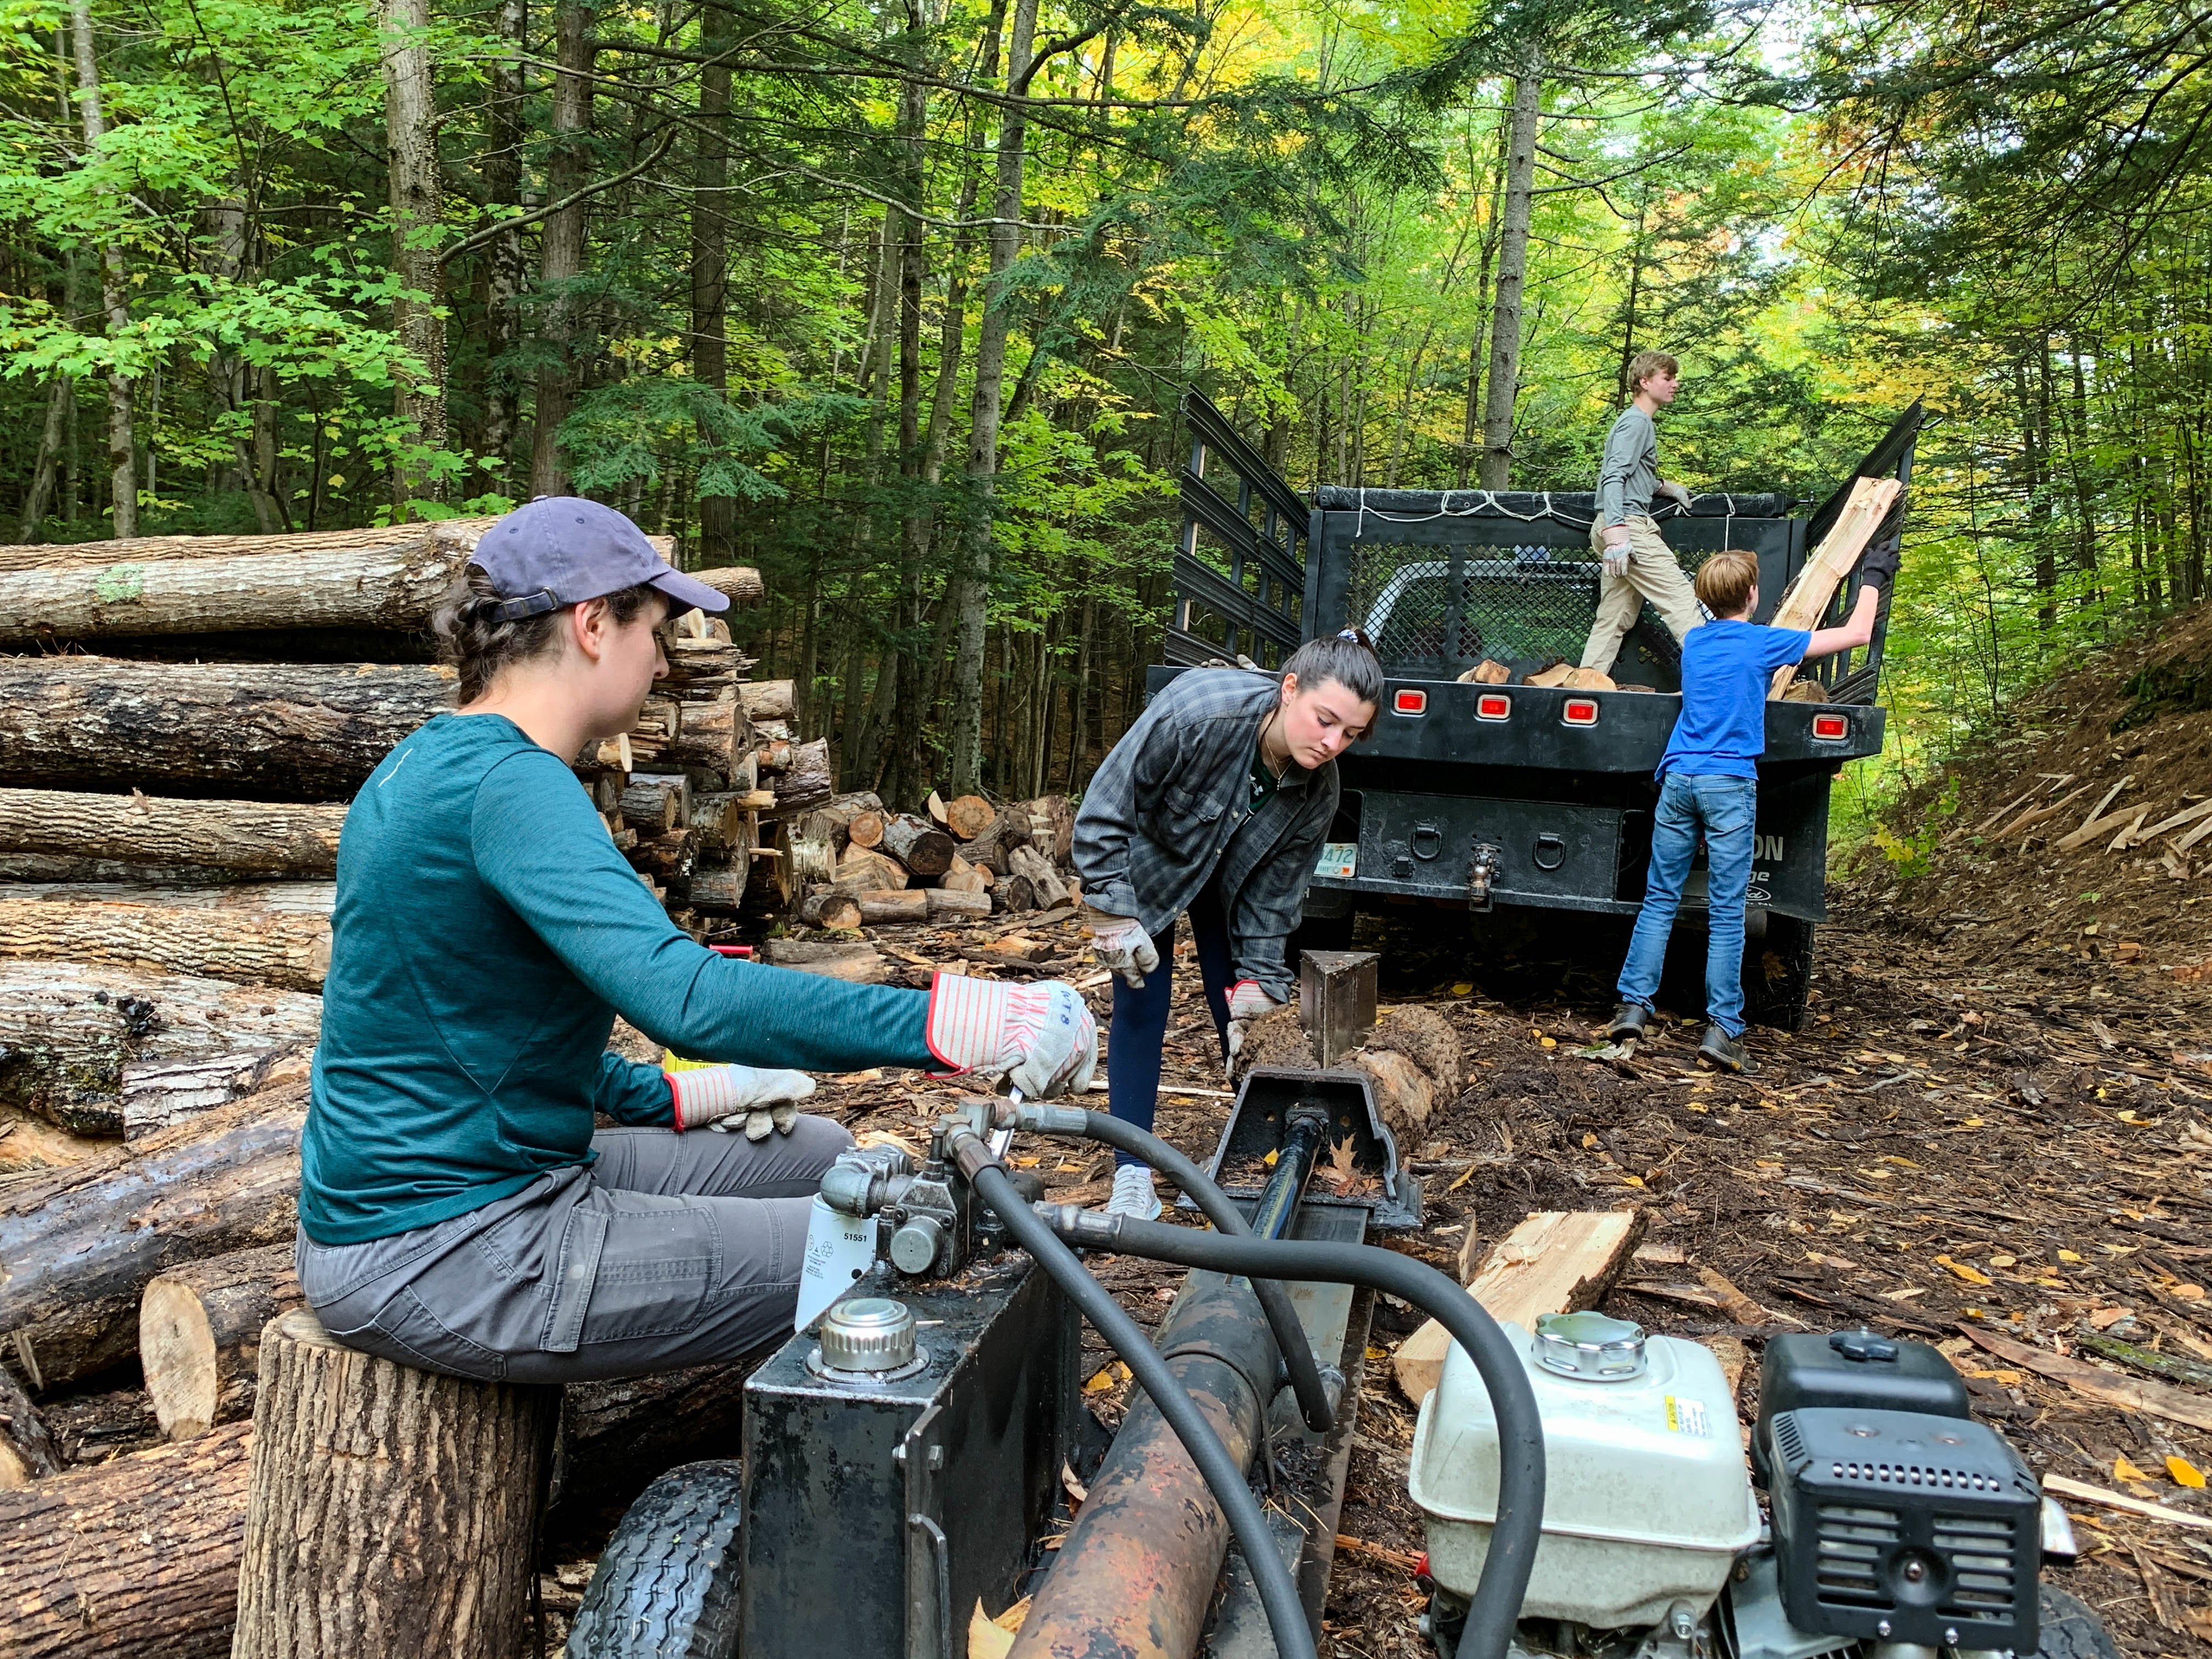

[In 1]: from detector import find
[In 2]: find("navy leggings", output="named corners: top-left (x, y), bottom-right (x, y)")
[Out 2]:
top-left (1106, 880), bottom-right (1239, 1167)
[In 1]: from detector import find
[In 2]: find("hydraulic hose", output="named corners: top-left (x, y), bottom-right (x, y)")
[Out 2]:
top-left (960, 1154), bottom-right (1318, 1659)
top-left (1016, 1103), bottom-right (1336, 1433)
top-left (1031, 1210), bottom-right (1547, 1659)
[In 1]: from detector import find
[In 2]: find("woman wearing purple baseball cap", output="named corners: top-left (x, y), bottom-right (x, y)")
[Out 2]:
top-left (292, 498), bottom-right (1096, 1381)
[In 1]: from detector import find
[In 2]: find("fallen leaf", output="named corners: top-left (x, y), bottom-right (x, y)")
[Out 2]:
top-left (2058, 1249), bottom-right (2085, 1263)
top-left (2169, 1457), bottom-right (2207, 1490)
top-left (1451, 981), bottom-right (1474, 996)
top-left (1937, 1254), bottom-right (1995, 1285)
top-left (2090, 1307), bottom-right (2135, 1330)
top-left (1322, 1137), bottom-right (1360, 1195)
top-left (970, 1604), bottom-right (1016, 1659)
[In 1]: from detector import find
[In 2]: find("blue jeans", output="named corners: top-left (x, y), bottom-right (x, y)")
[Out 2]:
top-left (1106, 880), bottom-right (1237, 1167)
top-left (1617, 772), bottom-right (1758, 1037)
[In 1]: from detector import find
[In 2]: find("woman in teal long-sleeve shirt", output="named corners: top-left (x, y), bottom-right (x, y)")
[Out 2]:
top-left (298, 498), bottom-right (1095, 1382)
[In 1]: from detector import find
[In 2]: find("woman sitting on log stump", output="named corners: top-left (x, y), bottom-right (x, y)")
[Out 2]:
top-left (296, 498), bottom-right (1094, 1381)
top-left (1073, 629), bottom-right (1381, 1220)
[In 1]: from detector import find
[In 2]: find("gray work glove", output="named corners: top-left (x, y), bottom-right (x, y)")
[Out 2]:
top-left (1224, 979), bottom-right (1284, 1071)
top-left (1084, 905), bottom-right (1159, 989)
top-left (1655, 480), bottom-right (1693, 509)
top-left (665, 1063), bottom-right (817, 1138)
top-left (1600, 527), bottom-right (1632, 580)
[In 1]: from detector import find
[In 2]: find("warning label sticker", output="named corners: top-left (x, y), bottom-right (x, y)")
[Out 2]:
top-left (1664, 1395), bottom-right (1710, 1437)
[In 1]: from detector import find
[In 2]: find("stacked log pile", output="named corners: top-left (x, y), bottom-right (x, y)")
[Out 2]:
top-left (776, 789), bottom-right (1081, 934)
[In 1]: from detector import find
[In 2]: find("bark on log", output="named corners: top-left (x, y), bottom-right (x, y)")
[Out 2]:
top-left (766, 737), bottom-right (832, 815)
top-left (833, 844), bottom-right (909, 894)
top-left (659, 697), bottom-right (745, 772)
top-left (0, 853), bottom-right (243, 885)
top-left (945, 794), bottom-right (996, 840)
top-left (793, 792), bottom-right (883, 854)
top-left (0, 1081), bottom-right (307, 1390)
top-left (0, 896), bottom-right (332, 991)
top-left (738, 678), bottom-right (795, 721)
top-left (0, 788), bottom-right (346, 877)
top-left (854, 889), bottom-right (929, 924)
top-left (961, 810), bottom-right (1032, 876)
top-left (0, 529), bottom-right (483, 644)
top-left (998, 874), bottom-right (1037, 912)
top-left (879, 812), bottom-right (956, 878)
top-left (547, 1358), bottom-right (754, 1548)
top-left (685, 858), bottom-right (749, 912)
top-left (0, 879), bottom-right (335, 913)
top-left (786, 833), bottom-right (835, 891)
top-left (685, 566), bottom-right (765, 606)
top-left (847, 808), bottom-right (887, 849)
top-left (619, 774), bottom-right (687, 833)
top-left (0, 656), bottom-right (452, 798)
top-left (0, 1418), bottom-right (254, 1659)
top-left (0, 520), bottom-right (493, 574)
top-left (923, 888), bottom-right (993, 920)
top-left (122, 1043), bottom-right (313, 1141)
top-left (756, 939), bottom-right (888, 983)
top-left (800, 890), bottom-right (862, 930)
top-left (0, 959), bottom-right (321, 1135)
top-left (1, 1358), bottom-right (61, 1486)
top-left (1007, 843), bottom-right (1069, 908)
top-left (233, 1308), bottom-right (557, 1659)
top-left (140, 1243), bottom-right (303, 1440)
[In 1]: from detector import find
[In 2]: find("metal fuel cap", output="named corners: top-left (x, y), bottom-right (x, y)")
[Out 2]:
top-left (1533, 1310), bottom-right (1648, 1380)
top-left (812, 1297), bottom-right (925, 1381)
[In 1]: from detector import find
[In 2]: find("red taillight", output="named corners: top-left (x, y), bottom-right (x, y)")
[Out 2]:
top-left (1476, 693), bottom-right (1511, 721)
top-left (1562, 698), bottom-right (1599, 726)
top-left (1393, 688), bottom-right (1427, 716)
top-left (1812, 713), bottom-right (1849, 740)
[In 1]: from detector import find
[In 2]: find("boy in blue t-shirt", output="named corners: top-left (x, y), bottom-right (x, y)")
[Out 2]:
top-left (1606, 545), bottom-right (1894, 1073)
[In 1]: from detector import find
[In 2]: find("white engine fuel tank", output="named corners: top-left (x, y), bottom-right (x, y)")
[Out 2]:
top-left (1407, 1311), bottom-right (1759, 1630)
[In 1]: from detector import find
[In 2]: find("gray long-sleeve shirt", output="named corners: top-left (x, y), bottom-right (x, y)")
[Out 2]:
top-left (1596, 405), bottom-right (1660, 527)
top-left (1073, 669), bottom-right (1339, 1002)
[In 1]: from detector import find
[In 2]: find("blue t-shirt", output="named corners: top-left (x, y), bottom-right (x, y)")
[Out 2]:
top-left (1658, 619), bottom-right (1812, 781)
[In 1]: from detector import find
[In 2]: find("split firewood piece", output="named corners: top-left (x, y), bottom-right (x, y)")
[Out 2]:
top-left (737, 679), bottom-right (795, 722)
top-left (0, 958), bottom-right (323, 1136)
top-left (975, 934), bottom-right (1054, 965)
top-left (940, 854), bottom-right (993, 894)
top-left (757, 939), bottom-right (889, 984)
top-left (2073, 776), bottom-right (2134, 833)
top-left (945, 795), bottom-right (997, 840)
top-left (961, 810), bottom-right (1032, 877)
top-left (1017, 796), bottom-right (1076, 866)
top-left (1993, 784), bottom-right (2089, 841)
top-left (854, 889), bottom-right (930, 924)
top-left (0, 656), bottom-right (451, 797)
top-left (1393, 1210), bottom-right (1645, 1404)
top-left (1768, 475), bottom-right (1905, 699)
top-left (2057, 799), bottom-right (2151, 853)
top-left (1, 1418), bottom-right (256, 1657)
top-left (0, 1357), bottom-right (61, 1486)
top-left (926, 790), bottom-right (949, 825)
top-left (847, 808), bottom-right (887, 849)
top-left (684, 566), bottom-right (765, 606)
top-left (833, 844), bottom-right (910, 894)
top-left (140, 1243), bottom-right (304, 1440)
top-left (2107, 807), bottom-right (2152, 854)
top-left (0, 1080), bottom-right (308, 1391)
top-left (0, 788), bottom-right (348, 878)
top-left (1457, 660), bottom-right (1511, 685)
top-left (881, 813), bottom-right (957, 879)
top-left (1007, 844), bottom-right (1069, 909)
top-left (1958, 1321), bottom-right (2212, 1433)
top-left (1561, 668), bottom-right (1615, 691)
top-left (2133, 799), bottom-right (2212, 843)
top-left (924, 888), bottom-right (993, 921)
top-left (620, 774), bottom-right (690, 834)
top-left (800, 890), bottom-right (864, 930)
top-left (233, 1309), bottom-right (557, 1659)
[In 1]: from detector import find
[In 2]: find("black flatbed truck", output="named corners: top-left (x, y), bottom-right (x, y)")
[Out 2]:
top-left (1154, 391), bottom-right (1921, 1029)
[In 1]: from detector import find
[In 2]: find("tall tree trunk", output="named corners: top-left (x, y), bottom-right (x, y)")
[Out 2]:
top-left (17, 377), bottom-right (71, 541)
top-left (379, 0), bottom-right (447, 513)
top-left (946, 0), bottom-right (1038, 796)
top-left (1479, 60), bottom-right (1542, 492)
top-left (529, 0), bottom-right (594, 497)
top-left (68, 0), bottom-right (136, 538)
top-left (479, 0), bottom-right (528, 484)
top-left (690, 2), bottom-right (735, 562)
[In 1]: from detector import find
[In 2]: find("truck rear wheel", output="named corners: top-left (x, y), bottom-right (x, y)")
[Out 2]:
top-left (565, 1459), bottom-right (743, 1659)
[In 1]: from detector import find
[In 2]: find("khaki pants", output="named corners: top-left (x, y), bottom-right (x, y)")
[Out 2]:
top-left (1580, 514), bottom-right (1703, 674)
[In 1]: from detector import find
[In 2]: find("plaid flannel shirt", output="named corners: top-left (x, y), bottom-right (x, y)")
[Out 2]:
top-left (1073, 668), bottom-right (1339, 1002)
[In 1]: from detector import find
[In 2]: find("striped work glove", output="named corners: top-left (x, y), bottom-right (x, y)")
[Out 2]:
top-left (665, 1063), bottom-right (817, 1138)
top-left (927, 974), bottom-right (1098, 1099)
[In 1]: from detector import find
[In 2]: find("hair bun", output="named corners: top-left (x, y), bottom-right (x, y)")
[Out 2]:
top-left (1336, 625), bottom-right (1376, 651)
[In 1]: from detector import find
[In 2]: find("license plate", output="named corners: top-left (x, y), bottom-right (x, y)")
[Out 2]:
top-left (1314, 842), bottom-right (1357, 879)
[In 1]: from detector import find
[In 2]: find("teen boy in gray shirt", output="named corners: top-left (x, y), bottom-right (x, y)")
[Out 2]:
top-left (1579, 349), bottom-right (1704, 675)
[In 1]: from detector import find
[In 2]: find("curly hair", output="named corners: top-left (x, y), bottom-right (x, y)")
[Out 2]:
top-left (431, 566), bottom-right (660, 703)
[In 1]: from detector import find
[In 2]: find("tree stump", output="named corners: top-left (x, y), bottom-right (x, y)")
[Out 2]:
top-left (232, 1308), bottom-right (558, 1659)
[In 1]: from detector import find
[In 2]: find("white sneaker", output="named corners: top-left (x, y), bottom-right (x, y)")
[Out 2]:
top-left (1105, 1164), bottom-right (1163, 1222)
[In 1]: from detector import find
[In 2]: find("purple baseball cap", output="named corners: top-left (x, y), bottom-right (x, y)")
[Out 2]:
top-left (471, 497), bottom-right (728, 621)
